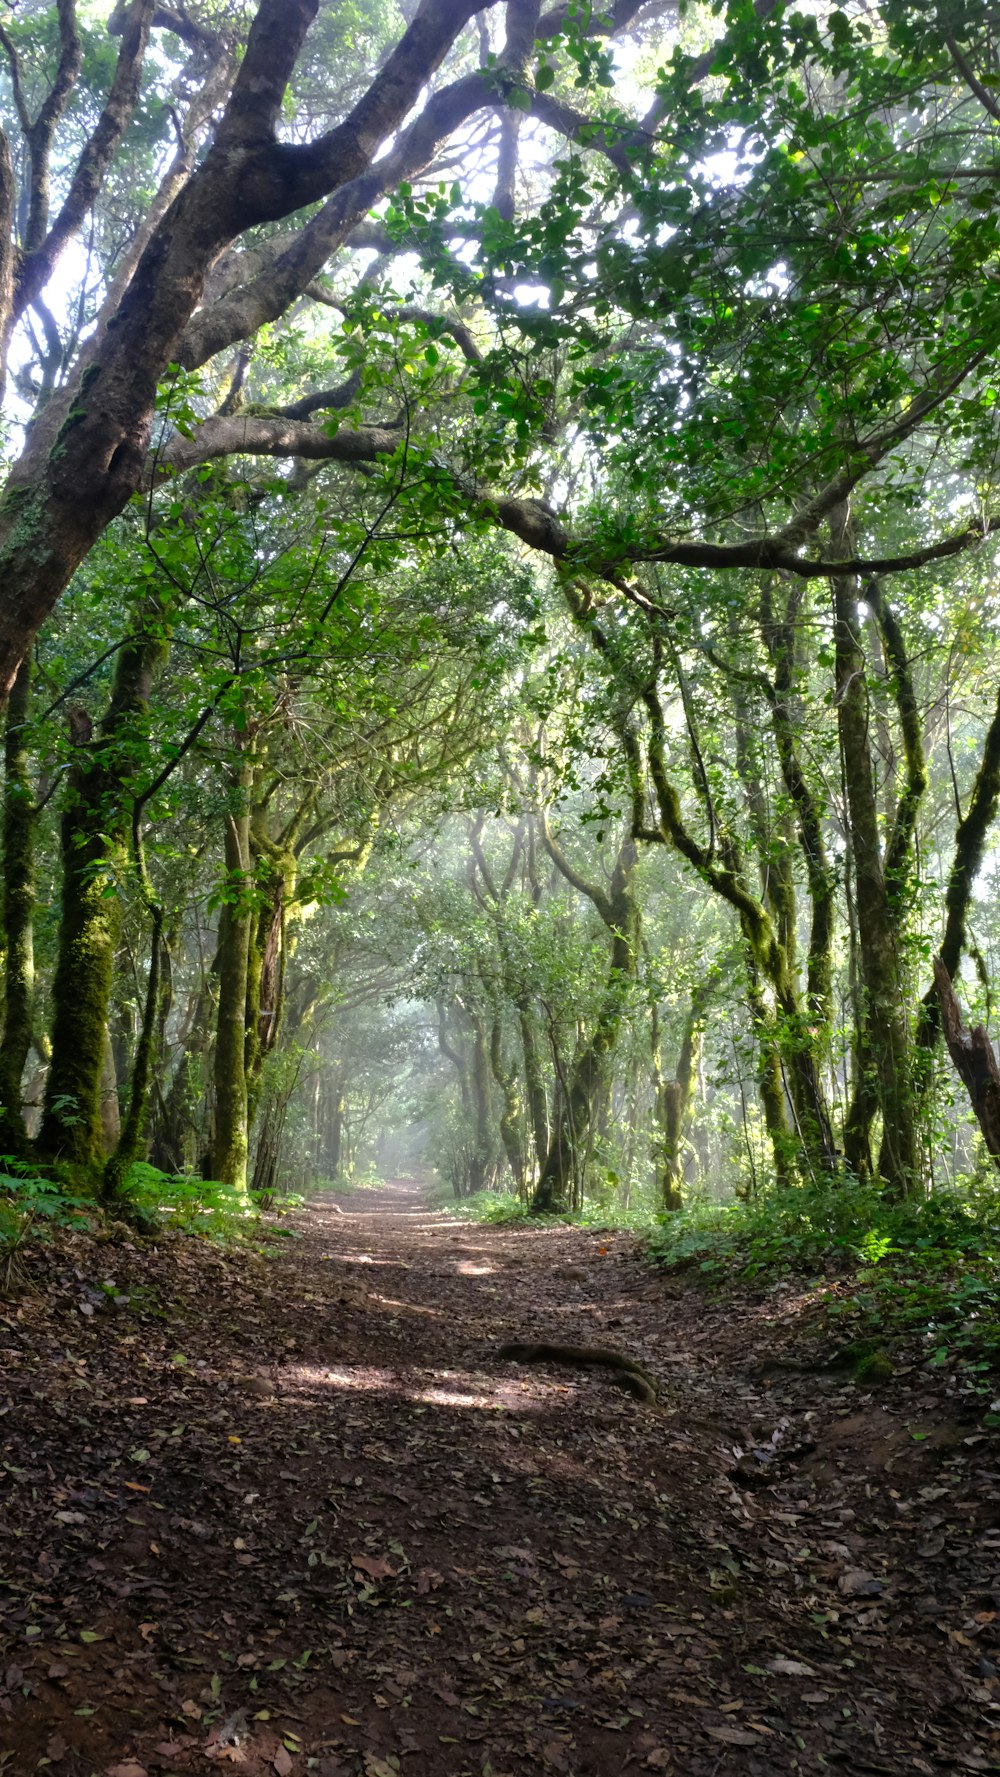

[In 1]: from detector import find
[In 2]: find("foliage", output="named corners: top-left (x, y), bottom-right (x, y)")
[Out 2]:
top-left (117, 1163), bottom-right (261, 1241)
top-left (0, 1157), bottom-right (94, 1273)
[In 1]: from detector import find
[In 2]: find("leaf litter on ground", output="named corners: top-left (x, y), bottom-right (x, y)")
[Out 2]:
top-left (0, 1179), bottom-right (999, 1773)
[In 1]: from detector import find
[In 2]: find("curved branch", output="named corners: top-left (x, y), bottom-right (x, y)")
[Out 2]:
top-left (16, 0), bottom-right (154, 319)
top-left (539, 809), bottom-right (614, 924)
top-left (153, 413), bottom-right (403, 478)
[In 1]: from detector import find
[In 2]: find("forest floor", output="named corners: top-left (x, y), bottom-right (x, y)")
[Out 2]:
top-left (2, 1180), bottom-right (1000, 1777)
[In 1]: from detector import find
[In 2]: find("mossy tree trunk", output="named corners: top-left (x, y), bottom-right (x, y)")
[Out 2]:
top-left (531, 833), bottom-right (638, 1213)
top-left (566, 581), bottom-right (833, 1187)
top-left (245, 789), bottom-right (310, 1127)
top-left (917, 686), bottom-right (1000, 1061)
top-left (489, 1016), bottom-right (526, 1194)
top-left (758, 576), bottom-right (836, 1035)
top-left (518, 1002), bottom-right (549, 1180)
top-left (745, 958), bottom-right (798, 1189)
top-left (104, 903), bottom-right (163, 1197)
top-left (641, 673), bottom-right (835, 1181)
top-left (327, 1078), bottom-right (346, 1178)
top-left (210, 750), bottom-right (254, 1192)
top-left (934, 958), bottom-right (1000, 1171)
top-left (469, 1011), bottom-right (495, 1194)
top-left (830, 504), bottom-right (919, 1195)
top-left (149, 973), bottom-right (212, 1174)
top-left (37, 705), bottom-right (125, 1167)
top-left (651, 986), bottom-right (706, 1212)
top-left (38, 623), bottom-right (169, 1169)
top-left (0, 660), bottom-right (35, 1150)
top-left (731, 679), bottom-right (836, 1179)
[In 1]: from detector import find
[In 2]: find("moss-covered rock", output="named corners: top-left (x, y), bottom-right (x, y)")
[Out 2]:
top-left (853, 1349), bottom-right (894, 1385)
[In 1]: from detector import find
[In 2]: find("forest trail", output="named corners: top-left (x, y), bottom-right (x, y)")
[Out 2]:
top-left (3, 1182), bottom-right (999, 1777)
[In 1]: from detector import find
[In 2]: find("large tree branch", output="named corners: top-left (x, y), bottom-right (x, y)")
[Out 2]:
top-left (152, 414), bottom-right (404, 477)
top-left (773, 350), bottom-right (991, 552)
top-left (20, 0), bottom-right (83, 254)
top-left (0, 126), bottom-right (15, 404)
top-left (538, 810), bottom-right (615, 924)
top-left (88, 35), bottom-right (237, 352)
top-left (177, 71), bottom-right (494, 367)
top-left (15, 0), bottom-right (154, 319)
top-left (945, 35), bottom-right (1000, 124)
top-left (149, 409), bottom-right (1000, 585)
top-left (180, 0), bottom-right (650, 368)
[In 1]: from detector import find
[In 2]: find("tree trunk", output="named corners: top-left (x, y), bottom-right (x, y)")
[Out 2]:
top-left (105, 905), bottom-right (164, 1195)
top-left (0, 660), bottom-right (35, 1149)
top-left (651, 991), bottom-right (704, 1212)
top-left (490, 1018), bottom-right (526, 1194)
top-left (532, 837), bottom-right (638, 1213)
top-left (469, 1013), bottom-right (494, 1194)
top-left (38, 622), bottom-right (168, 1168)
top-left (149, 975), bottom-right (212, 1174)
top-left (831, 502), bottom-right (919, 1195)
top-left (745, 961), bottom-right (797, 1190)
top-left (918, 686), bottom-right (1000, 1058)
top-left (211, 753), bottom-right (253, 1191)
top-left (37, 708), bottom-right (123, 1166)
top-left (518, 1003), bottom-right (548, 1178)
top-left (934, 958), bottom-right (1000, 1172)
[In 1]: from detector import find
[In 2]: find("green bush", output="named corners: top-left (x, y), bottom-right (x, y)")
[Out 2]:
top-left (118, 1162), bottom-right (258, 1239)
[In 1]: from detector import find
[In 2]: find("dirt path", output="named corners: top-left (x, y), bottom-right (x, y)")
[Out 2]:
top-left (2, 1180), bottom-right (999, 1776)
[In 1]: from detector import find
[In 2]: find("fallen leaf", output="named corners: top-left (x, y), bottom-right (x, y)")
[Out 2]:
top-left (704, 1726), bottom-right (760, 1746)
top-left (352, 1555), bottom-right (395, 1581)
top-left (106, 1764), bottom-right (148, 1777)
top-left (46, 1734), bottom-right (68, 1761)
top-left (838, 1569), bottom-right (885, 1598)
top-left (273, 1749), bottom-right (293, 1776)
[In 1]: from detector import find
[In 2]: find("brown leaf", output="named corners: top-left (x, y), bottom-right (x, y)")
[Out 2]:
top-left (46, 1735), bottom-right (68, 1762)
top-left (273, 1749), bottom-right (293, 1776)
top-left (838, 1569), bottom-right (885, 1598)
top-left (704, 1727), bottom-right (760, 1746)
top-left (352, 1555), bottom-right (396, 1581)
top-left (106, 1764), bottom-right (148, 1777)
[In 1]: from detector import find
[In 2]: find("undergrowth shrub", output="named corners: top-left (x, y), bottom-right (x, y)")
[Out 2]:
top-left (119, 1162), bottom-right (261, 1238)
top-left (0, 1159), bottom-right (94, 1290)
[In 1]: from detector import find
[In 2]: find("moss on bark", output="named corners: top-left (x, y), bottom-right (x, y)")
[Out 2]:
top-left (211, 755), bottom-right (253, 1192)
top-left (0, 660), bottom-right (35, 1150)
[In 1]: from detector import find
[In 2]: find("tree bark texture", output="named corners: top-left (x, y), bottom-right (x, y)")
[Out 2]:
top-left (0, 660), bottom-right (35, 1147)
top-left (934, 958), bottom-right (1000, 1172)
top-left (830, 502), bottom-right (919, 1195)
top-left (532, 835), bottom-right (638, 1213)
top-left (211, 755), bottom-right (253, 1191)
